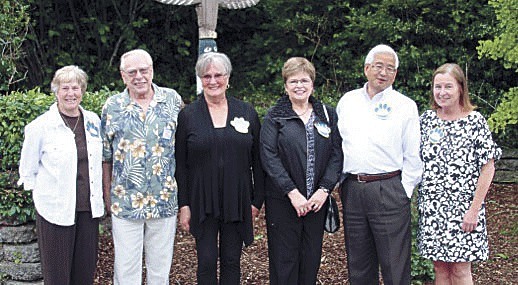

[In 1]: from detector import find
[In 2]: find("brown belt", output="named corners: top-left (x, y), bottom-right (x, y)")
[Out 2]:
top-left (348, 170), bottom-right (401, 183)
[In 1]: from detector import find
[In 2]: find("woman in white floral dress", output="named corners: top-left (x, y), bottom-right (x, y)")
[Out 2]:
top-left (418, 63), bottom-right (501, 284)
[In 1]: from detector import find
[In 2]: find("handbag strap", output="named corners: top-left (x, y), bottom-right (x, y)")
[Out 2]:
top-left (323, 105), bottom-right (329, 124)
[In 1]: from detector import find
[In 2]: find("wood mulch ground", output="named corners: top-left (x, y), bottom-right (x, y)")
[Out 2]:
top-left (94, 184), bottom-right (517, 284)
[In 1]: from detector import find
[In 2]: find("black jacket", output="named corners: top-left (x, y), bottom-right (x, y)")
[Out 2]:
top-left (260, 95), bottom-right (343, 199)
top-left (175, 95), bottom-right (265, 245)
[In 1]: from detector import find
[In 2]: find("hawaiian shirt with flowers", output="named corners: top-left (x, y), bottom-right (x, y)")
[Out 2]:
top-left (101, 84), bottom-right (183, 220)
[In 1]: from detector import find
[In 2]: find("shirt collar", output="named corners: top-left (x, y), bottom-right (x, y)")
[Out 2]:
top-left (121, 83), bottom-right (165, 107)
top-left (49, 103), bottom-right (85, 127)
top-left (362, 83), bottom-right (393, 102)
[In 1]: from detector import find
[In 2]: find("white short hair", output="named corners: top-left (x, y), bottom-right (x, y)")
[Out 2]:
top-left (120, 49), bottom-right (153, 71)
top-left (364, 44), bottom-right (399, 68)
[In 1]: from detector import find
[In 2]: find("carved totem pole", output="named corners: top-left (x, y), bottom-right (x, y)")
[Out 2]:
top-left (154, 0), bottom-right (260, 93)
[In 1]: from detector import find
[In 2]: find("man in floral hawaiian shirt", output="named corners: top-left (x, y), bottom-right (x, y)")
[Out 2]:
top-left (101, 49), bottom-right (183, 285)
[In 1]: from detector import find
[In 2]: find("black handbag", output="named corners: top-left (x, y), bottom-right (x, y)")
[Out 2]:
top-left (324, 194), bottom-right (340, 233)
top-left (322, 105), bottom-right (341, 234)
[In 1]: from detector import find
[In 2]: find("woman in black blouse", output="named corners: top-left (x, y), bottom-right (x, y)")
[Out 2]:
top-left (175, 52), bottom-right (264, 284)
top-left (260, 57), bottom-right (343, 284)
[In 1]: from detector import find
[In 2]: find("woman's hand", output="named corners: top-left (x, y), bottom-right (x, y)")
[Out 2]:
top-left (462, 207), bottom-right (479, 233)
top-left (288, 189), bottom-right (310, 217)
top-left (308, 188), bottom-right (329, 213)
top-left (179, 206), bottom-right (191, 232)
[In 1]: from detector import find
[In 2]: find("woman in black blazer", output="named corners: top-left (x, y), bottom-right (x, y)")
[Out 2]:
top-left (175, 52), bottom-right (264, 285)
top-left (260, 57), bottom-right (343, 285)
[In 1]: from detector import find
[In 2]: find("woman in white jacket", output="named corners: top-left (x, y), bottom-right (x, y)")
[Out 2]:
top-left (18, 65), bottom-right (104, 285)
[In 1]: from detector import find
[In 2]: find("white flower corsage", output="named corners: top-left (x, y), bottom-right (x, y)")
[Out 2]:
top-left (230, 117), bottom-right (250, 134)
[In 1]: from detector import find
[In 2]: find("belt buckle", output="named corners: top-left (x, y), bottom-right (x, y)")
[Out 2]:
top-left (357, 174), bottom-right (367, 183)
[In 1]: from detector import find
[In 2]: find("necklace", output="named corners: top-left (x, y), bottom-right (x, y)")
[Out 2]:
top-left (60, 112), bottom-right (81, 133)
top-left (294, 105), bottom-right (311, 117)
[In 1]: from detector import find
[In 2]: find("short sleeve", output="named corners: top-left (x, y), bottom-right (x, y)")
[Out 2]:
top-left (474, 112), bottom-right (502, 166)
top-left (100, 100), bottom-right (114, 162)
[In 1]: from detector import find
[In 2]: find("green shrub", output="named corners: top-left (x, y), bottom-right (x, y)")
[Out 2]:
top-left (0, 171), bottom-right (34, 224)
top-left (0, 87), bottom-right (114, 223)
top-left (0, 88), bottom-right (54, 170)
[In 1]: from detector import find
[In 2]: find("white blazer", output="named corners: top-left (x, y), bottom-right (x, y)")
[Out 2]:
top-left (18, 103), bottom-right (104, 226)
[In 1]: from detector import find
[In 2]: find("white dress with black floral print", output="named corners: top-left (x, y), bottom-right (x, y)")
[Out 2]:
top-left (417, 110), bottom-right (501, 262)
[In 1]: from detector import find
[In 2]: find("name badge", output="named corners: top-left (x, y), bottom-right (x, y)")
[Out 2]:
top-left (429, 127), bottom-right (444, 144)
top-left (86, 121), bottom-right (99, 137)
top-left (314, 122), bottom-right (331, 138)
top-left (162, 126), bottom-right (173, 140)
top-left (374, 102), bottom-right (391, 120)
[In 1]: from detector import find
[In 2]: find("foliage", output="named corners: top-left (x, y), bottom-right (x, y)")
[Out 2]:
top-left (488, 88), bottom-right (518, 134)
top-left (0, 1), bottom-right (30, 92)
top-left (20, 0), bottom-right (197, 98)
top-left (0, 87), bottom-right (113, 223)
top-left (0, 171), bottom-right (34, 224)
top-left (477, 0), bottom-right (518, 70)
top-left (477, 0), bottom-right (517, 144)
top-left (0, 88), bottom-right (54, 170)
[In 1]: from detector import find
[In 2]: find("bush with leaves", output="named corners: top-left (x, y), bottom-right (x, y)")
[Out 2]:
top-left (477, 0), bottom-right (517, 146)
top-left (0, 1), bottom-right (30, 92)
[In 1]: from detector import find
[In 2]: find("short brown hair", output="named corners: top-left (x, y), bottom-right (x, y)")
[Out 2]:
top-left (282, 57), bottom-right (316, 83)
top-left (431, 63), bottom-right (475, 112)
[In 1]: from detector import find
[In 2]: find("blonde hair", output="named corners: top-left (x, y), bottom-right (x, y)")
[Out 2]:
top-left (431, 63), bottom-right (475, 112)
top-left (282, 57), bottom-right (316, 83)
top-left (50, 65), bottom-right (88, 94)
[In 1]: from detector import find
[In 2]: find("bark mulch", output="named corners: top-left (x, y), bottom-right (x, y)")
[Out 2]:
top-left (94, 183), bottom-right (517, 284)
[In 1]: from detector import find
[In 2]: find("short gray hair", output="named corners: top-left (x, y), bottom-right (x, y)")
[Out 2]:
top-left (50, 65), bottom-right (88, 94)
top-left (195, 52), bottom-right (232, 77)
top-left (120, 49), bottom-right (153, 71)
top-left (364, 44), bottom-right (399, 68)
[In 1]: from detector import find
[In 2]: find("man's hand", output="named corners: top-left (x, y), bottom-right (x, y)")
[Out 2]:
top-left (179, 206), bottom-right (191, 232)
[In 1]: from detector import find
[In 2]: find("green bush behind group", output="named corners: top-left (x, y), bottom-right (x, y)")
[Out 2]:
top-left (1, 0), bottom-right (516, 282)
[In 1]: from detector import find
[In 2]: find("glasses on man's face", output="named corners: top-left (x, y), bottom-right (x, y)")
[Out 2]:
top-left (287, 79), bottom-right (312, 86)
top-left (122, 66), bottom-right (151, 77)
top-left (370, 64), bottom-right (397, 75)
top-left (201, 73), bottom-right (227, 82)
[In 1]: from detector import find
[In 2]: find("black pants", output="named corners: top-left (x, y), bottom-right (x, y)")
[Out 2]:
top-left (195, 216), bottom-right (244, 285)
top-left (265, 196), bottom-right (326, 285)
top-left (36, 211), bottom-right (99, 285)
top-left (341, 175), bottom-right (411, 285)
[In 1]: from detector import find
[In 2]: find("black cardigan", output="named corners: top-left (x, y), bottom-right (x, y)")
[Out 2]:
top-left (260, 95), bottom-right (343, 199)
top-left (175, 95), bottom-right (265, 245)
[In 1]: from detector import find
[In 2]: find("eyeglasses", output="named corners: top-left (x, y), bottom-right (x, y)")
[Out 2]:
top-left (201, 73), bottom-right (227, 82)
top-left (287, 79), bottom-right (312, 86)
top-left (370, 64), bottom-right (397, 75)
top-left (122, 66), bottom-right (151, 77)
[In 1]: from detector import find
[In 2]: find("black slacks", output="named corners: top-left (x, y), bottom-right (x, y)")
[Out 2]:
top-left (195, 216), bottom-right (244, 285)
top-left (36, 211), bottom-right (99, 285)
top-left (341, 175), bottom-right (411, 285)
top-left (265, 196), bottom-right (326, 285)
